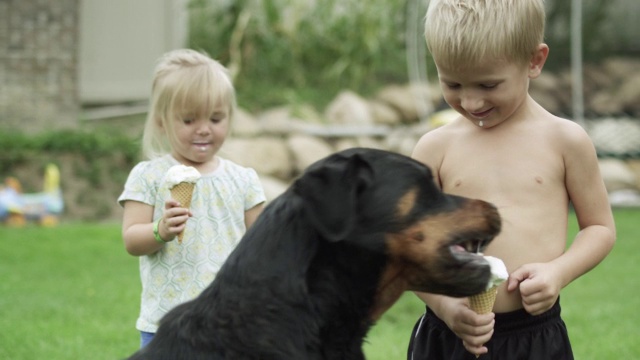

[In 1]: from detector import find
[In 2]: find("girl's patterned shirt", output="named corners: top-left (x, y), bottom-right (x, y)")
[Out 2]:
top-left (118, 155), bottom-right (266, 332)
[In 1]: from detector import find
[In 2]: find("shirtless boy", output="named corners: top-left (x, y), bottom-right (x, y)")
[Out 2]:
top-left (407, 1), bottom-right (616, 359)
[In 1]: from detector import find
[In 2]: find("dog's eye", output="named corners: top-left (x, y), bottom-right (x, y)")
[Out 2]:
top-left (411, 232), bottom-right (425, 242)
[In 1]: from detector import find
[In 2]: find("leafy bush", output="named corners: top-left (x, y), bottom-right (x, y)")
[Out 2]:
top-left (0, 130), bottom-right (139, 173)
top-left (188, 0), bottom-right (635, 113)
top-left (188, 0), bottom-right (411, 111)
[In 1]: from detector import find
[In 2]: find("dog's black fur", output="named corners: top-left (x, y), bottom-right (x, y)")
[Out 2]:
top-left (127, 148), bottom-right (501, 360)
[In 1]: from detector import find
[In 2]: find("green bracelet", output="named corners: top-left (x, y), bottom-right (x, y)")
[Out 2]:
top-left (153, 218), bottom-right (166, 243)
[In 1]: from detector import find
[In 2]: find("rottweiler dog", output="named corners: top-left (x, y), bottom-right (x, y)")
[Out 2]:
top-left (127, 148), bottom-right (501, 360)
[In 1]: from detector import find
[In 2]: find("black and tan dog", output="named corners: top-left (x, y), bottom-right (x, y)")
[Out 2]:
top-left (127, 148), bottom-right (501, 360)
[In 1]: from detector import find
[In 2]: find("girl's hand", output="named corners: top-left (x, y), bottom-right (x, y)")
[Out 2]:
top-left (158, 199), bottom-right (192, 241)
top-left (507, 262), bottom-right (561, 315)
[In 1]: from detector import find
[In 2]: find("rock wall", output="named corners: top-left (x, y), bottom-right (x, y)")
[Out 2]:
top-left (7, 58), bottom-right (640, 223)
top-left (222, 79), bottom-right (640, 207)
top-left (530, 57), bottom-right (640, 117)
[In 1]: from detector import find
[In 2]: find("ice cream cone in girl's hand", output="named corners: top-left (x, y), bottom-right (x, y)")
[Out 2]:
top-left (166, 165), bottom-right (201, 243)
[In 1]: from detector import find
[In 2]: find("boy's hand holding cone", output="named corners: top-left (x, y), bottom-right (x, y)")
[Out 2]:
top-left (468, 255), bottom-right (508, 357)
top-left (165, 165), bottom-right (201, 243)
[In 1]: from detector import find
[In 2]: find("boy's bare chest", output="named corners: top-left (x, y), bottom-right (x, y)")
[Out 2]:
top-left (438, 137), bottom-right (565, 201)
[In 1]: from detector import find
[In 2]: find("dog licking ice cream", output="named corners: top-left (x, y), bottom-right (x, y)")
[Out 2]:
top-left (468, 255), bottom-right (507, 358)
top-left (469, 255), bottom-right (508, 314)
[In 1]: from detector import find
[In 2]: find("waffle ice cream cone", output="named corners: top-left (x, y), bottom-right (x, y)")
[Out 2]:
top-left (468, 256), bottom-right (507, 357)
top-left (469, 256), bottom-right (507, 314)
top-left (170, 182), bottom-right (195, 243)
top-left (165, 165), bottom-right (201, 244)
top-left (469, 285), bottom-right (498, 314)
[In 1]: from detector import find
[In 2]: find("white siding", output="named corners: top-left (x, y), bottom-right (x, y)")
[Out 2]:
top-left (78, 0), bottom-right (188, 104)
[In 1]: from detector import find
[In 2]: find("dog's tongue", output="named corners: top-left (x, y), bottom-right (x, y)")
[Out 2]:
top-left (452, 244), bottom-right (466, 252)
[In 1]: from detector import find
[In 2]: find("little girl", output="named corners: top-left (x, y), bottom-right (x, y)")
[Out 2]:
top-left (118, 49), bottom-right (266, 348)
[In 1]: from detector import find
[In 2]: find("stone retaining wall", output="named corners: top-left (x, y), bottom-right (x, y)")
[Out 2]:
top-left (221, 95), bottom-right (640, 208)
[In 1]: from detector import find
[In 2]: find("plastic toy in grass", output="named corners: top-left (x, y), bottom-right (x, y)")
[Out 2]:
top-left (0, 164), bottom-right (64, 227)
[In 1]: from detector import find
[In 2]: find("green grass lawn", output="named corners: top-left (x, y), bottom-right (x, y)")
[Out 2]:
top-left (0, 209), bottom-right (638, 359)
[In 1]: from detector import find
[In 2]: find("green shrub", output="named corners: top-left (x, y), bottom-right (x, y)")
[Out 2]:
top-left (0, 130), bottom-right (140, 173)
top-left (188, 0), bottom-right (633, 112)
top-left (188, 0), bottom-right (411, 111)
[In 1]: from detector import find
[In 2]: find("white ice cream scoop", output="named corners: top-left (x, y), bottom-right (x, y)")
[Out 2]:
top-left (165, 165), bottom-right (201, 188)
top-left (483, 255), bottom-right (508, 290)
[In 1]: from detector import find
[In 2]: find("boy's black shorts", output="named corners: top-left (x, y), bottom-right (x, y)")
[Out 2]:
top-left (407, 299), bottom-right (574, 360)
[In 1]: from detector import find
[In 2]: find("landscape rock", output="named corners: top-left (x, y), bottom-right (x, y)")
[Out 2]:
top-left (231, 108), bottom-right (262, 137)
top-left (617, 72), bottom-right (640, 114)
top-left (368, 99), bottom-right (403, 126)
top-left (324, 90), bottom-right (374, 126)
top-left (589, 118), bottom-right (640, 156)
top-left (376, 83), bottom-right (435, 123)
top-left (598, 158), bottom-right (637, 192)
top-left (258, 175), bottom-right (290, 202)
top-left (222, 137), bottom-right (293, 180)
top-left (286, 134), bottom-right (335, 173)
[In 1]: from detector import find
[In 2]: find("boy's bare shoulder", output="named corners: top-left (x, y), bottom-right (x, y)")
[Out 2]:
top-left (545, 115), bottom-right (594, 151)
top-left (417, 118), bottom-right (467, 145)
top-left (547, 114), bottom-right (586, 132)
top-left (414, 119), bottom-right (482, 175)
top-left (413, 120), bottom-right (466, 162)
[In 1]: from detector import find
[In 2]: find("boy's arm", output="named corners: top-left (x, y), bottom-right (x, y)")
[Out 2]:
top-left (508, 123), bottom-right (616, 315)
top-left (561, 124), bottom-right (616, 280)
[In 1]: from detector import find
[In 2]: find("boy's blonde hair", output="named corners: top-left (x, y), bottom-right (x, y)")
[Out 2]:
top-left (425, 0), bottom-right (545, 68)
top-left (142, 49), bottom-right (236, 159)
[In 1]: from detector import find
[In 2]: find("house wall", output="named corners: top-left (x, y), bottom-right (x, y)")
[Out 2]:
top-left (0, 0), bottom-right (187, 134)
top-left (78, 0), bottom-right (188, 105)
top-left (0, 0), bottom-right (80, 133)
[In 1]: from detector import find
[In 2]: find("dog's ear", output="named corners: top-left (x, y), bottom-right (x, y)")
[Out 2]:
top-left (295, 153), bottom-right (374, 242)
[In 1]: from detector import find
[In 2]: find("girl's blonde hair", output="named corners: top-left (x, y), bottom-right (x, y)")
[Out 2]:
top-left (425, 0), bottom-right (545, 68)
top-left (142, 49), bottom-right (236, 159)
